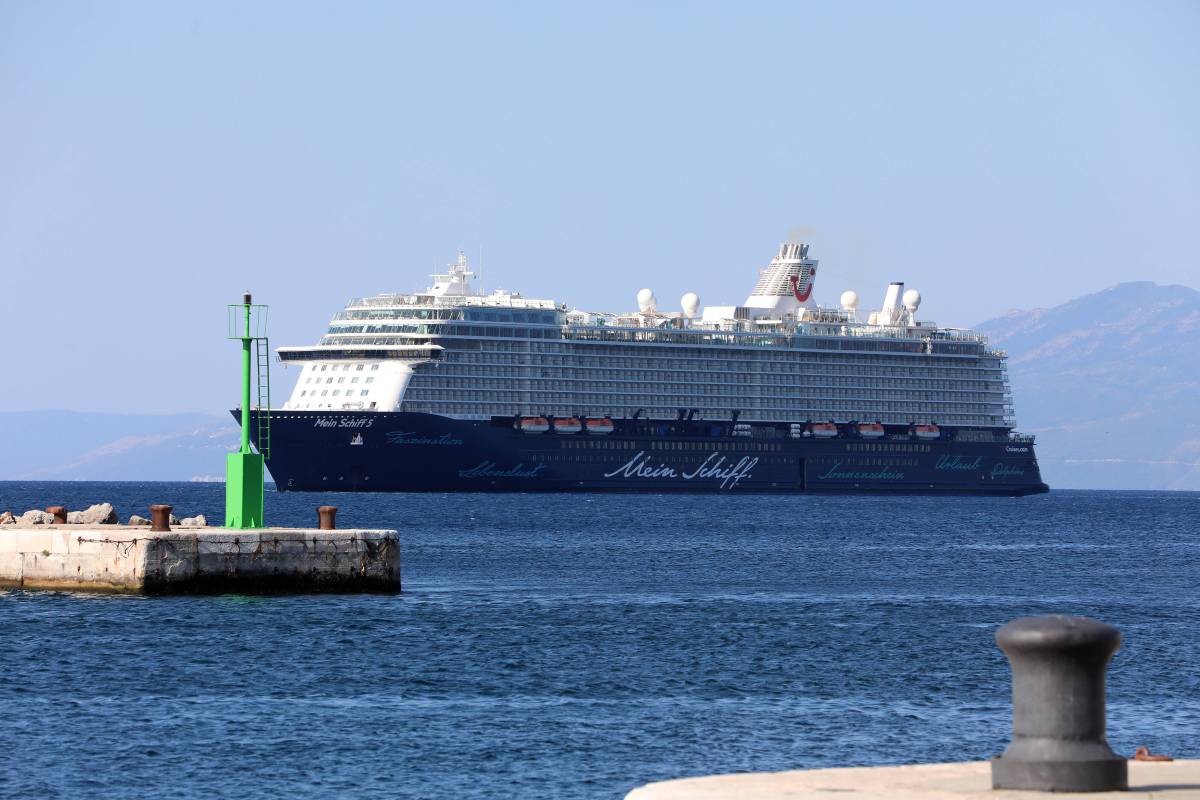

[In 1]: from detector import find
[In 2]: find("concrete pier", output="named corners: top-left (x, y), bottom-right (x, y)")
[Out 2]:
top-left (0, 526), bottom-right (400, 594)
top-left (625, 760), bottom-right (1200, 799)
top-left (628, 616), bottom-right (1193, 798)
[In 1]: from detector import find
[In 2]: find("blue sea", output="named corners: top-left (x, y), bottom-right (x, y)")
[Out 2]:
top-left (1, 484), bottom-right (1197, 799)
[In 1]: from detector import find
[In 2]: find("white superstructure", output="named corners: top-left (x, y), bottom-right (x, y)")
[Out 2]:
top-left (279, 244), bottom-right (1016, 429)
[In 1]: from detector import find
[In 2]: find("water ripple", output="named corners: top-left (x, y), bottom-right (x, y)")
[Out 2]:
top-left (0, 484), bottom-right (1197, 799)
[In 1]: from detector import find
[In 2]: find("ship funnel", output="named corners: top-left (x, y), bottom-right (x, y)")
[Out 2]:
top-left (745, 242), bottom-right (819, 312)
top-left (776, 242), bottom-right (809, 260)
top-left (879, 282), bottom-right (904, 324)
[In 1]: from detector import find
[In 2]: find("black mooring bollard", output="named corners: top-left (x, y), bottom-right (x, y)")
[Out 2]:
top-left (992, 615), bottom-right (1127, 792)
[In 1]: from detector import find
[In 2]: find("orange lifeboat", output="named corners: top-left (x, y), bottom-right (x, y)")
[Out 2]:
top-left (858, 422), bottom-right (885, 439)
top-left (518, 416), bottom-right (550, 434)
top-left (553, 417), bottom-right (583, 434)
top-left (807, 422), bottom-right (839, 438)
top-left (585, 417), bottom-right (614, 435)
top-left (914, 423), bottom-right (941, 440)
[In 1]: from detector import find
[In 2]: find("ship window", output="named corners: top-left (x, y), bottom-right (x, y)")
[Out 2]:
top-left (366, 377), bottom-right (375, 383)
top-left (320, 365), bottom-right (327, 371)
top-left (361, 390), bottom-right (369, 396)
top-left (371, 365), bottom-right (379, 371)
top-left (332, 390), bottom-right (340, 396)
top-left (357, 364), bottom-right (364, 371)
top-left (351, 377), bottom-right (359, 383)
top-left (300, 390), bottom-right (306, 396)
top-left (321, 390), bottom-right (328, 396)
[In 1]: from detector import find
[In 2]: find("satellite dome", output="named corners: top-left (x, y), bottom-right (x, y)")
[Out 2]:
top-left (681, 292), bottom-right (700, 319)
top-left (902, 289), bottom-right (922, 312)
top-left (840, 290), bottom-right (859, 311)
top-left (637, 288), bottom-right (657, 313)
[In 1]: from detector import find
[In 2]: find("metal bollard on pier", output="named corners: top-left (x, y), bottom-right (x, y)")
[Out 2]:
top-left (992, 614), bottom-right (1127, 792)
top-left (150, 504), bottom-right (173, 533)
top-left (318, 506), bottom-right (337, 530)
top-left (45, 506), bottom-right (67, 525)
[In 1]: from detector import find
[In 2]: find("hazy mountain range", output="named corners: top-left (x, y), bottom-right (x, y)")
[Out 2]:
top-left (976, 281), bottom-right (1200, 491)
top-left (2, 281), bottom-right (1197, 490)
top-left (0, 411), bottom-right (237, 482)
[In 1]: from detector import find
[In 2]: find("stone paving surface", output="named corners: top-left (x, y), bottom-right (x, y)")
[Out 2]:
top-left (626, 760), bottom-right (1200, 799)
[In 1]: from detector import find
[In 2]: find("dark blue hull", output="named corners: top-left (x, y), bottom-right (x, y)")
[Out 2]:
top-left (239, 411), bottom-right (1049, 496)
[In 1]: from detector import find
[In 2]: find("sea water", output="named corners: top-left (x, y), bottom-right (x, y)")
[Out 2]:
top-left (1, 485), bottom-right (1197, 799)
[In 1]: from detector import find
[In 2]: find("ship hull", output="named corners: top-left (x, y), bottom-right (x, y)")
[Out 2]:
top-left (240, 411), bottom-right (1049, 496)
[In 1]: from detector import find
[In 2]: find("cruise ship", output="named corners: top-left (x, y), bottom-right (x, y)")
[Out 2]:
top-left (242, 243), bottom-right (1048, 495)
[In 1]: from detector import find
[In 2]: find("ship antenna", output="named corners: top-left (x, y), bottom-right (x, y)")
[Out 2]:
top-left (479, 245), bottom-right (484, 294)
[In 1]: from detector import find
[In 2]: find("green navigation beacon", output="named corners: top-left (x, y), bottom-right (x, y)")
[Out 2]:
top-left (225, 292), bottom-right (271, 528)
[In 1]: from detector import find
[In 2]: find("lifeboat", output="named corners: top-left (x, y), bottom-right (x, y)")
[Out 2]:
top-left (914, 424), bottom-right (941, 440)
top-left (518, 416), bottom-right (550, 434)
top-left (807, 422), bottom-right (839, 438)
top-left (858, 423), bottom-right (885, 439)
top-left (553, 417), bottom-right (583, 434)
top-left (585, 417), bottom-right (614, 435)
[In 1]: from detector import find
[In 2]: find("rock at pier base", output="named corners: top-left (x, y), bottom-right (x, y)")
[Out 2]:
top-left (0, 527), bottom-right (400, 595)
top-left (67, 503), bottom-right (118, 525)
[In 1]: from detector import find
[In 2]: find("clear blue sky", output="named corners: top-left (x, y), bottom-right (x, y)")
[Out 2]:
top-left (2, 1), bottom-right (1197, 414)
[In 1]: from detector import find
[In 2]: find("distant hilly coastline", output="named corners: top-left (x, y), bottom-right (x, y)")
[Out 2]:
top-left (976, 281), bottom-right (1200, 491)
top-left (2, 282), bottom-right (1196, 490)
top-left (0, 410), bottom-right (238, 481)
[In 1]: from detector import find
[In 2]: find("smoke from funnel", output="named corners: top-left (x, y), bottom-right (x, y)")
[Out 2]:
top-left (786, 224), bottom-right (819, 243)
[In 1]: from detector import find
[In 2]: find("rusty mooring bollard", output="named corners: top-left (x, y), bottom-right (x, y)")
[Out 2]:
top-left (45, 506), bottom-right (67, 525)
top-left (318, 506), bottom-right (337, 530)
top-left (992, 615), bottom-right (1127, 792)
top-left (150, 504), bottom-right (173, 532)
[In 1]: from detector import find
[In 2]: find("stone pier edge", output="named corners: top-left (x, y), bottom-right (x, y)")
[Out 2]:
top-left (0, 527), bottom-right (401, 594)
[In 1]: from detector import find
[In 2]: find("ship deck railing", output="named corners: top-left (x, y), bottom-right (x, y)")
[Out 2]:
top-left (560, 325), bottom-right (990, 355)
top-left (346, 294), bottom-right (560, 311)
